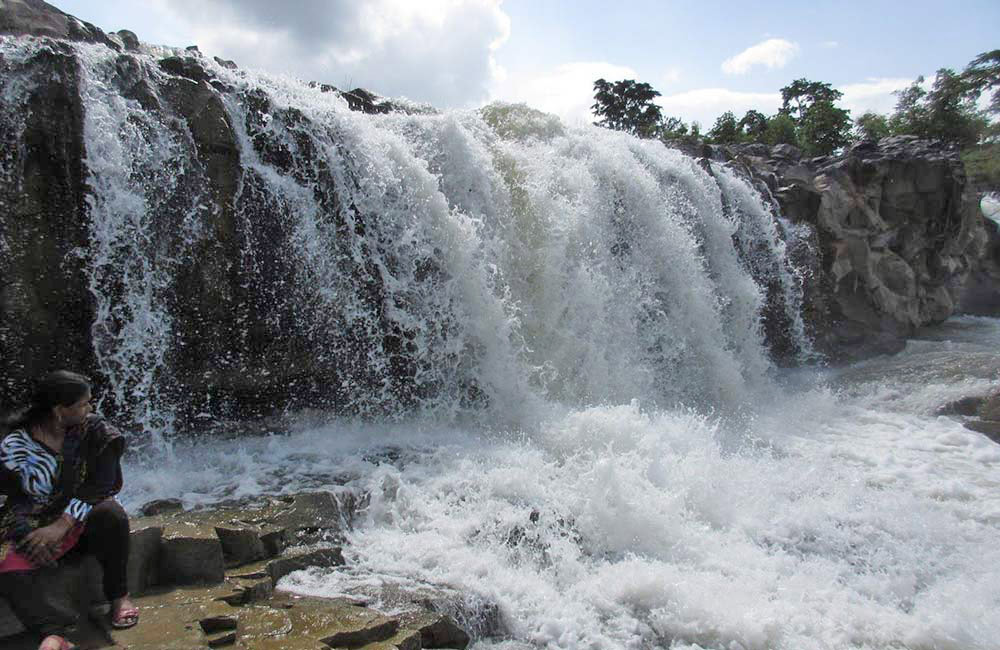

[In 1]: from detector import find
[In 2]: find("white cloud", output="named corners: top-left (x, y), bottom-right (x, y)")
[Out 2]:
top-left (662, 66), bottom-right (682, 85)
top-left (492, 61), bottom-right (638, 127)
top-left (722, 38), bottom-right (800, 75)
top-left (151, 0), bottom-right (511, 107)
top-left (658, 88), bottom-right (782, 128)
top-left (838, 77), bottom-right (913, 115)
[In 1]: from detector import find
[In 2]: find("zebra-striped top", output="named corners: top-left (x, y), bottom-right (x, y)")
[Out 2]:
top-left (0, 414), bottom-right (125, 563)
top-left (0, 430), bottom-right (93, 522)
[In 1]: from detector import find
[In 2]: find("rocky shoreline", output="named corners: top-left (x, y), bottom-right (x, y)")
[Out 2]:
top-left (0, 491), bottom-right (488, 649)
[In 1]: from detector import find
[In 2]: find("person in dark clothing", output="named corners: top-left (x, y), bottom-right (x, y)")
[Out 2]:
top-left (0, 371), bottom-right (137, 650)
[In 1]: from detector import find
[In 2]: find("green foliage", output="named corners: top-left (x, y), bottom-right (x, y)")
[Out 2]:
top-left (962, 49), bottom-right (1000, 114)
top-left (799, 100), bottom-right (852, 156)
top-left (963, 142), bottom-right (1000, 191)
top-left (853, 111), bottom-right (891, 143)
top-left (591, 78), bottom-right (664, 138)
top-left (738, 110), bottom-right (769, 142)
top-left (889, 69), bottom-right (988, 148)
top-left (780, 79), bottom-right (843, 121)
top-left (707, 111), bottom-right (741, 144)
top-left (660, 115), bottom-right (690, 139)
top-left (764, 113), bottom-right (798, 146)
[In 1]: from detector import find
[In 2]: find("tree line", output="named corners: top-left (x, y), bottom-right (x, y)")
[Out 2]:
top-left (591, 49), bottom-right (999, 187)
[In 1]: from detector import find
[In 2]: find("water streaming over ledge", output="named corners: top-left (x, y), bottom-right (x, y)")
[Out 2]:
top-left (49, 42), bottom-right (812, 433)
top-left (3, 38), bottom-right (999, 650)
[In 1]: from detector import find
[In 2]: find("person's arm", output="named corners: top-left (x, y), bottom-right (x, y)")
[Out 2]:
top-left (72, 416), bottom-right (126, 510)
top-left (1, 433), bottom-right (64, 565)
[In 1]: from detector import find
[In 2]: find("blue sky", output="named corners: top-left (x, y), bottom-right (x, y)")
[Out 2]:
top-left (55, 0), bottom-right (999, 128)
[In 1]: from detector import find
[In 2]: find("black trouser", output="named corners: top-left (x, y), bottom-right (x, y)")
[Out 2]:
top-left (0, 499), bottom-right (130, 637)
top-left (72, 498), bottom-right (130, 602)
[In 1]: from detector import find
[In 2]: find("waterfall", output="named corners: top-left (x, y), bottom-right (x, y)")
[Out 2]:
top-left (3, 38), bottom-right (814, 430)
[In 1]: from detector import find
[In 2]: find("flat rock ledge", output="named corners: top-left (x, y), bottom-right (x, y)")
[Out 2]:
top-left (0, 491), bottom-right (476, 650)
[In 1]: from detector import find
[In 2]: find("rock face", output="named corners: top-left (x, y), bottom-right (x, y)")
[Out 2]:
top-left (717, 137), bottom-right (991, 361)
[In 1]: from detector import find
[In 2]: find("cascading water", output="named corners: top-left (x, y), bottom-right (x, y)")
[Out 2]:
top-left (60, 40), bottom-right (812, 428)
top-left (3, 36), bottom-right (999, 649)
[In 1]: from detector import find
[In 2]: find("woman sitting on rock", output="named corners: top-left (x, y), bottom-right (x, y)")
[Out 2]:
top-left (0, 371), bottom-right (138, 650)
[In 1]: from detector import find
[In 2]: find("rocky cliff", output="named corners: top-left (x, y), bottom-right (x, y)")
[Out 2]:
top-left (709, 138), bottom-right (994, 361)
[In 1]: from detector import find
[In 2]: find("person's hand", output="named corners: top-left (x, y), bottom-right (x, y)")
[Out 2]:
top-left (20, 517), bottom-right (73, 566)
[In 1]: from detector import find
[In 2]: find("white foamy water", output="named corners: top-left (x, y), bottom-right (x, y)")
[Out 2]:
top-left (119, 317), bottom-right (1000, 650)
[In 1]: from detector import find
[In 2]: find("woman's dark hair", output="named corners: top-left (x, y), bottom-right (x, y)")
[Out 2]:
top-left (2, 370), bottom-right (92, 434)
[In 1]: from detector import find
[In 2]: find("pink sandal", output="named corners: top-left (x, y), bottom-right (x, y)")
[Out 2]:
top-left (111, 604), bottom-right (139, 629)
top-left (38, 635), bottom-right (76, 650)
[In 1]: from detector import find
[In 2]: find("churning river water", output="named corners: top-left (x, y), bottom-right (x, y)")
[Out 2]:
top-left (120, 316), bottom-right (1000, 650)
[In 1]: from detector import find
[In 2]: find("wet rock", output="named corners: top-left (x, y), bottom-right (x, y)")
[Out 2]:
top-left (157, 521), bottom-right (226, 585)
top-left (200, 615), bottom-right (238, 633)
top-left (115, 29), bottom-right (140, 51)
top-left (401, 611), bottom-right (471, 649)
top-left (220, 576), bottom-right (273, 605)
top-left (266, 548), bottom-right (345, 585)
top-left (318, 612), bottom-right (399, 647)
top-left (140, 498), bottom-right (184, 516)
top-left (158, 55), bottom-right (214, 82)
top-left (127, 525), bottom-right (163, 595)
top-left (207, 631), bottom-right (237, 647)
top-left (341, 87), bottom-right (395, 115)
top-left (0, 0), bottom-right (118, 48)
top-left (377, 628), bottom-right (423, 650)
top-left (0, 43), bottom-right (94, 415)
top-left (269, 491), bottom-right (359, 543)
top-left (213, 56), bottom-right (238, 69)
top-left (215, 525), bottom-right (268, 567)
top-left (935, 395), bottom-right (986, 416)
top-left (965, 419), bottom-right (1000, 443)
top-left (979, 391), bottom-right (1000, 421)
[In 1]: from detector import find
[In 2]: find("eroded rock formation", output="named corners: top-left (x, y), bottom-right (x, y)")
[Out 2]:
top-left (716, 137), bottom-right (994, 360)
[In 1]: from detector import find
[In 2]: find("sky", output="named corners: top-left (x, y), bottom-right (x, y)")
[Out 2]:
top-left (53, 0), bottom-right (1000, 129)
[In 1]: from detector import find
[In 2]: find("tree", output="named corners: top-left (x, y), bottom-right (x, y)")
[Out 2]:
top-left (962, 49), bottom-right (1000, 114)
top-left (853, 111), bottom-right (891, 142)
top-left (799, 100), bottom-right (852, 155)
top-left (890, 68), bottom-right (987, 148)
top-left (592, 78), bottom-right (664, 138)
top-left (659, 115), bottom-right (690, 140)
top-left (708, 111), bottom-right (741, 144)
top-left (780, 79), bottom-right (843, 121)
top-left (764, 113), bottom-right (798, 146)
top-left (738, 110), bottom-right (769, 142)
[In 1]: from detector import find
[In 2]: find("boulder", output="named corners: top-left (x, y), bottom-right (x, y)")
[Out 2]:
top-left (978, 390), bottom-right (1000, 421)
top-left (199, 615), bottom-right (238, 634)
top-left (0, 0), bottom-right (118, 48)
top-left (401, 611), bottom-right (471, 649)
top-left (127, 525), bottom-right (164, 595)
top-left (140, 498), bottom-right (184, 516)
top-left (155, 519), bottom-right (226, 585)
top-left (318, 613), bottom-right (399, 647)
